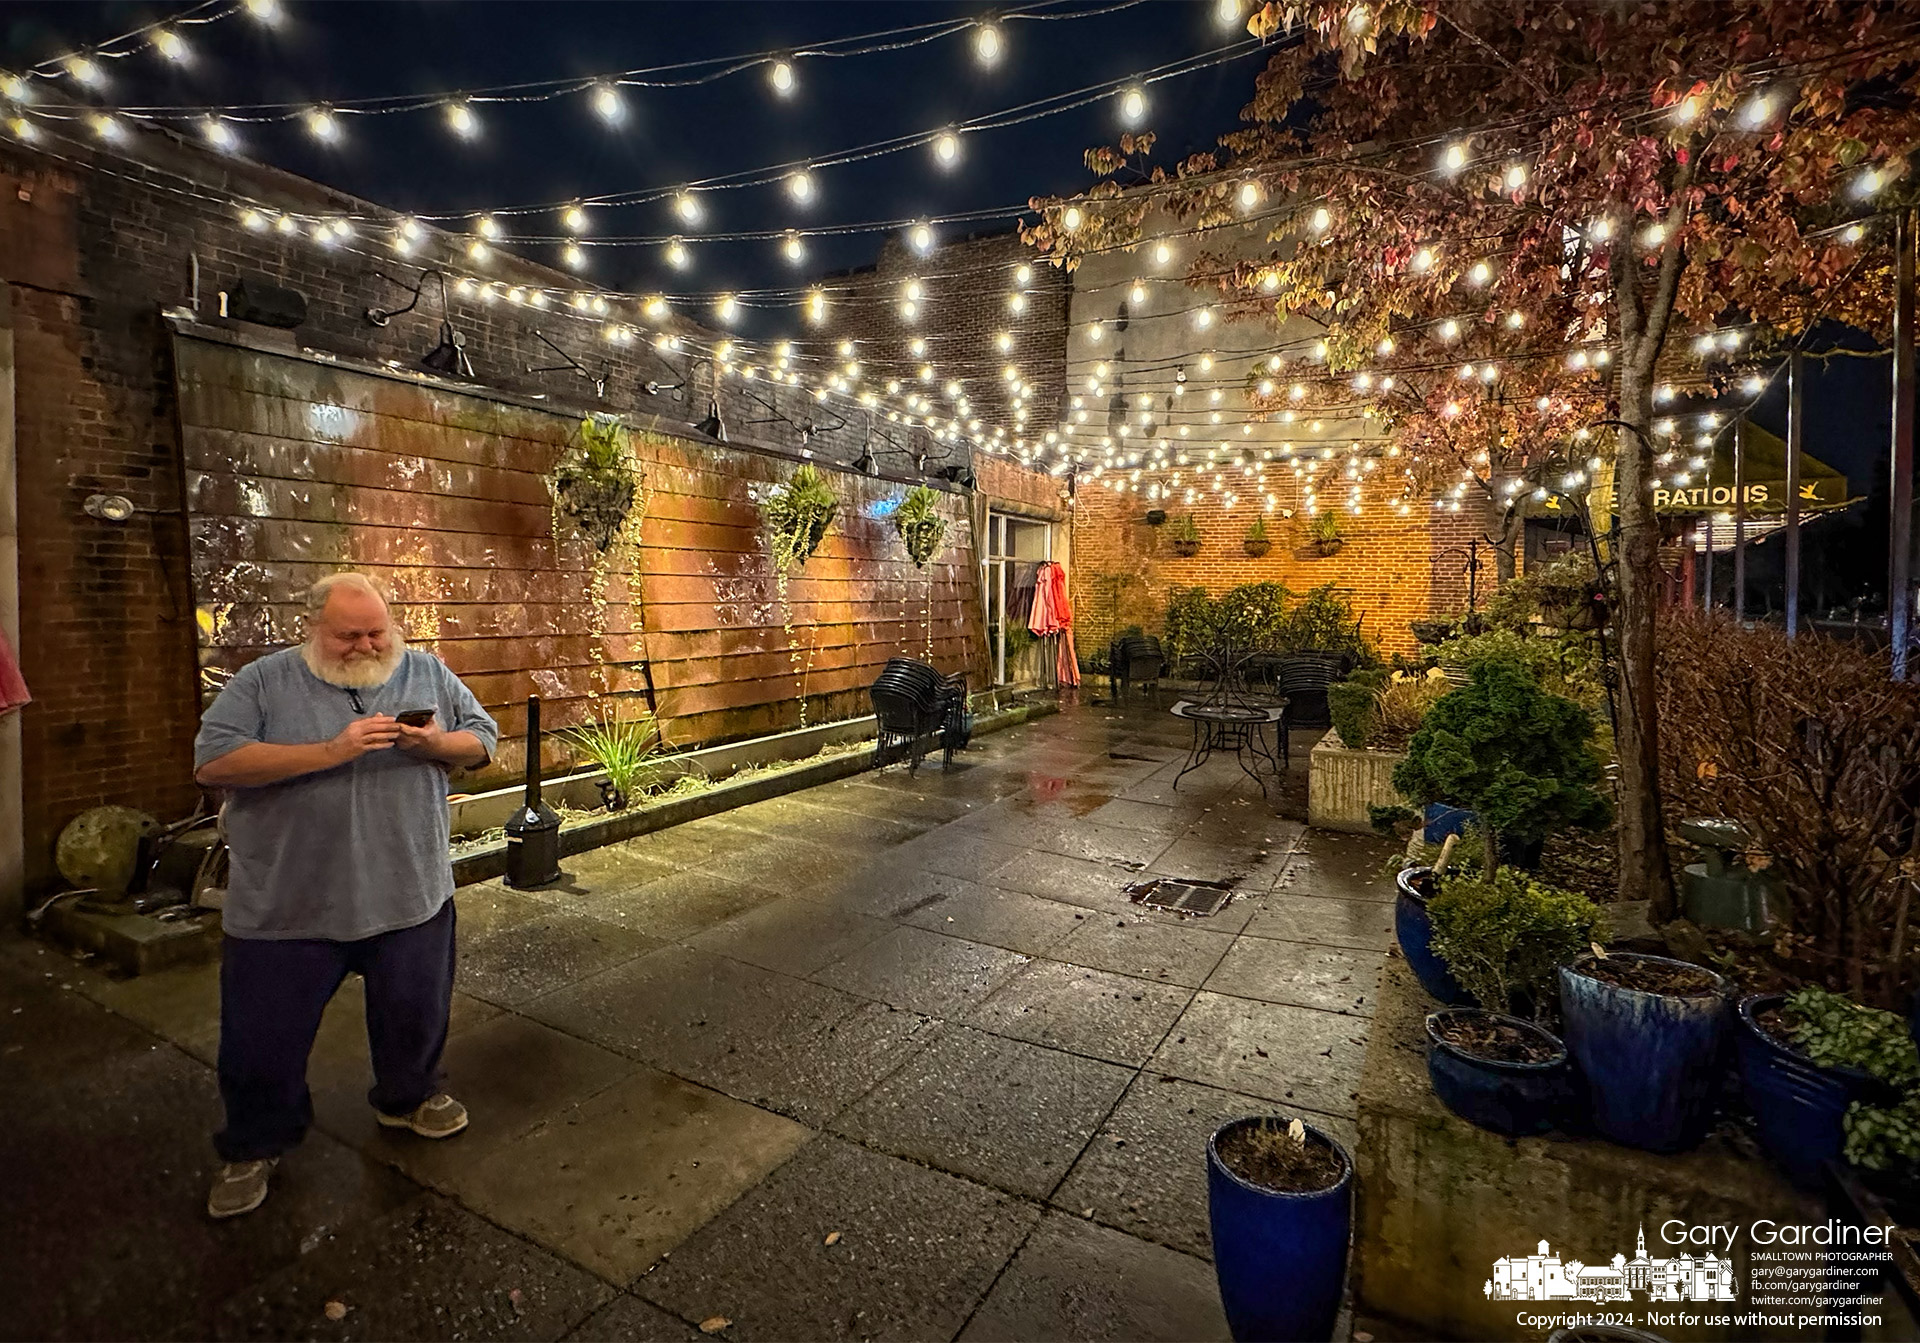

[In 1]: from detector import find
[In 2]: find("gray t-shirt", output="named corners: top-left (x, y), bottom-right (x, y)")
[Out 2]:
top-left (193, 647), bottom-right (499, 941)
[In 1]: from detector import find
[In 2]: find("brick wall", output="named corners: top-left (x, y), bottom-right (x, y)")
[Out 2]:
top-left (0, 121), bottom-right (985, 892)
top-left (1072, 477), bottom-right (1480, 657)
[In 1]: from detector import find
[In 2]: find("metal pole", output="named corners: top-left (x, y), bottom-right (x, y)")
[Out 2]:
top-left (1894, 207), bottom-right (1916, 679)
top-left (1786, 351), bottom-right (1804, 638)
top-left (1702, 512), bottom-right (1714, 611)
top-left (1733, 419), bottom-right (1747, 621)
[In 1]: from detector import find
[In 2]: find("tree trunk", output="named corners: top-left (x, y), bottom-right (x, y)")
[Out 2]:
top-left (1613, 361), bottom-right (1678, 920)
top-left (1483, 492), bottom-right (1520, 585)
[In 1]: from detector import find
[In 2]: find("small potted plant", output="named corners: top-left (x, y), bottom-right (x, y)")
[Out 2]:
top-left (1558, 950), bottom-right (1731, 1153)
top-left (762, 464), bottom-right (839, 572)
top-left (1169, 513), bottom-right (1202, 557)
top-left (557, 708), bottom-right (663, 812)
top-left (894, 485), bottom-right (947, 568)
top-left (1425, 867), bottom-right (1604, 1136)
top-left (552, 415), bottom-right (642, 551)
top-left (1243, 517), bottom-right (1272, 558)
top-left (1306, 510), bottom-right (1343, 557)
top-left (1207, 1115), bottom-right (1351, 1343)
top-left (1736, 986), bottom-right (1912, 1189)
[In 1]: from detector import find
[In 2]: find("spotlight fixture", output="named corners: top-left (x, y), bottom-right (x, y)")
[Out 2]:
top-left (83, 493), bottom-right (135, 522)
top-left (696, 398), bottom-right (727, 441)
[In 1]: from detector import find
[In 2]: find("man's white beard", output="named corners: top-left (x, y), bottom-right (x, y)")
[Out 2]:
top-left (302, 631), bottom-right (407, 689)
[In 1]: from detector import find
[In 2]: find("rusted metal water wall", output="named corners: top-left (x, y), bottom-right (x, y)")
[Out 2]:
top-left (175, 333), bottom-right (985, 789)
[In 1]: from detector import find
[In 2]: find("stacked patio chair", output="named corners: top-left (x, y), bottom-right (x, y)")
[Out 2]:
top-left (1107, 634), bottom-right (1167, 706)
top-left (1272, 651), bottom-right (1352, 729)
top-left (870, 658), bottom-right (970, 774)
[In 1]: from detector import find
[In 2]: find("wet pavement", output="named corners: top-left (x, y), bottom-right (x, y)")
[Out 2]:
top-left (0, 697), bottom-right (1398, 1342)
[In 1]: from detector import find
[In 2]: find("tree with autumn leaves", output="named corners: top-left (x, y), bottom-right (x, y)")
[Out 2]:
top-left (1027, 0), bottom-right (1920, 917)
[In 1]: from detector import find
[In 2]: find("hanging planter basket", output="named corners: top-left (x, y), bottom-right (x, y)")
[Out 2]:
top-left (1243, 539), bottom-right (1272, 558)
top-left (1171, 538), bottom-right (1202, 557)
top-left (894, 485), bottom-right (948, 568)
top-left (1311, 537), bottom-right (1345, 558)
top-left (762, 464), bottom-right (840, 572)
top-left (552, 417), bottom-right (641, 552)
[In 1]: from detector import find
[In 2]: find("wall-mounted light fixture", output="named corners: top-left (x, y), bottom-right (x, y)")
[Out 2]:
top-left (84, 493), bottom-right (136, 522)
top-left (696, 399), bottom-right (727, 442)
top-left (367, 269), bottom-right (475, 380)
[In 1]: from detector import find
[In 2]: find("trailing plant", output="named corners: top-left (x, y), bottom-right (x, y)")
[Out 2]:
top-left (762, 464), bottom-right (840, 573)
top-left (1391, 660), bottom-right (1612, 875)
top-left (1428, 868), bottom-right (1608, 1019)
top-left (552, 416), bottom-right (641, 552)
top-left (1657, 615), bottom-right (1920, 1008)
top-left (557, 708), bottom-right (663, 811)
top-left (1779, 986), bottom-right (1920, 1172)
top-left (894, 485), bottom-right (947, 568)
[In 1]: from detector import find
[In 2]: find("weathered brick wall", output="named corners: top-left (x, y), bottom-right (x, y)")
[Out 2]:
top-left (1072, 479), bottom-right (1480, 657)
top-left (0, 121), bottom-right (983, 890)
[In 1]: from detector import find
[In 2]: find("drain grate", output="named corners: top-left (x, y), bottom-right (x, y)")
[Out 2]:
top-left (1126, 877), bottom-right (1235, 918)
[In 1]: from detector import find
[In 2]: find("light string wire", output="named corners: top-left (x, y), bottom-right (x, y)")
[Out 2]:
top-left (20, 0), bottom-right (243, 82)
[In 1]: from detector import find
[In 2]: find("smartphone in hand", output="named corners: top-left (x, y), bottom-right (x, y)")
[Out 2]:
top-left (396, 708), bottom-right (436, 728)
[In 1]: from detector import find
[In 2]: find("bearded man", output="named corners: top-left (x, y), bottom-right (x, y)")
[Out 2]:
top-left (192, 572), bottom-right (497, 1219)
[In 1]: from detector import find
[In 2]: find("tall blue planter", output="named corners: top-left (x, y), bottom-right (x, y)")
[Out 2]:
top-left (1558, 953), bottom-right (1731, 1153)
top-left (1207, 1117), bottom-right (1352, 1343)
top-left (1735, 993), bottom-right (1875, 1189)
top-left (1394, 867), bottom-right (1470, 1005)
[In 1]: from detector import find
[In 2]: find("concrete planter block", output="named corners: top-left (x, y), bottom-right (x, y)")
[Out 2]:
top-left (1307, 730), bottom-right (1408, 834)
top-left (1353, 959), bottom-right (1816, 1342)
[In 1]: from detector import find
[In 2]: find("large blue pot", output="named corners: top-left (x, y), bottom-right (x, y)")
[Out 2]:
top-left (1426, 1009), bottom-right (1570, 1137)
top-left (1558, 953), bottom-right (1731, 1153)
top-left (1207, 1116), bottom-right (1352, 1343)
top-left (1394, 867), bottom-right (1471, 1005)
top-left (1735, 993), bottom-right (1876, 1189)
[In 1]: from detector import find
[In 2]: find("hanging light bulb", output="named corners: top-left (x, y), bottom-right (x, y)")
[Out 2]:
top-left (1439, 318), bottom-right (1460, 341)
top-left (563, 243), bottom-right (586, 270)
top-left (1468, 260), bottom-right (1492, 286)
top-left (1120, 86), bottom-right (1147, 125)
top-left (1130, 283), bottom-right (1147, 306)
top-left (66, 55), bottom-right (103, 87)
top-left (1443, 141), bottom-right (1468, 174)
top-left (444, 99), bottom-right (478, 138)
top-left (201, 117), bottom-right (237, 151)
top-left (591, 82), bottom-right (626, 125)
top-left (1238, 180), bottom-right (1262, 211)
top-left (786, 169), bottom-right (815, 203)
top-left (1412, 247), bottom-right (1434, 273)
top-left (934, 129), bottom-right (961, 167)
top-left (563, 203), bottom-right (588, 233)
top-left (1504, 163), bottom-right (1528, 191)
top-left (243, 0), bottom-right (282, 22)
top-left (1008, 292), bottom-right (1028, 315)
top-left (909, 221), bottom-right (935, 254)
top-left (1309, 206), bottom-right (1331, 233)
top-left (974, 22), bottom-right (1003, 65)
top-left (476, 214), bottom-right (503, 240)
top-left (807, 288), bottom-right (828, 324)
top-left (301, 106), bottom-right (342, 144)
top-left (1215, 0), bottom-right (1244, 28)
top-left (91, 113), bottom-right (122, 141)
top-left (665, 237), bottom-right (690, 268)
top-left (674, 191), bottom-right (703, 225)
top-left (769, 58), bottom-right (796, 96)
top-left (715, 293), bottom-right (739, 323)
top-left (154, 28), bottom-right (189, 62)
top-left (1061, 206), bottom-right (1084, 233)
top-left (782, 230), bottom-right (806, 264)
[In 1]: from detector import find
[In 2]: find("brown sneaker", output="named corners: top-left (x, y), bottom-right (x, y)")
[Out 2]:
top-left (207, 1158), bottom-right (277, 1219)
top-left (375, 1093), bottom-right (469, 1139)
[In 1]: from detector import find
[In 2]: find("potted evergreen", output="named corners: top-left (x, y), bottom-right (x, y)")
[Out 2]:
top-left (1169, 513), bottom-right (1202, 557)
top-left (1243, 517), bottom-right (1272, 557)
top-left (1306, 510), bottom-right (1344, 557)
top-left (1425, 868), bottom-right (1605, 1136)
top-left (1207, 1115), bottom-right (1351, 1342)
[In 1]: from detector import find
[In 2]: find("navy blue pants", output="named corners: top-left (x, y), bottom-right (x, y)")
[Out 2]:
top-left (215, 899), bottom-right (456, 1162)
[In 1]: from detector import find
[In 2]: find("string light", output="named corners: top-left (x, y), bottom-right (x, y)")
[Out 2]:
top-left (974, 22), bottom-right (1003, 65)
top-left (665, 237), bottom-right (690, 268)
top-left (66, 56), bottom-right (103, 89)
top-left (153, 29), bottom-right (188, 63)
top-left (244, 0), bottom-right (282, 23)
top-left (563, 203), bottom-right (589, 232)
top-left (673, 191), bottom-right (703, 224)
top-left (201, 116), bottom-right (236, 151)
top-left (1120, 86), bottom-right (1147, 125)
top-left (934, 129), bottom-right (961, 167)
top-left (1061, 206), bottom-right (1084, 232)
top-left (591, 82), bottom-right (627, 126)
top-left (782, 230), bottom-right (806, 263)
top-left (1215, 0), bottom-right (1244, 28)
top-left (785, 169), bottom-right (815, 203)
top-left (444, 100), bottom-right (478, 138)
top-left (769, 59), bottom-right (796, 95)
top-left (305, 106), bottom-right (340, 143)
top-left (909, 220), bottom-right (935, 254)
top-left (563, 242), bottom-right (586, 269)
top-left (1504, 163), bottom-right (1527, 191)
top-left (1442, 141), bottom-right (1467, 174)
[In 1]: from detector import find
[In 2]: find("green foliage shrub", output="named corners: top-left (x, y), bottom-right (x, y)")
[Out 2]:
top-left (1781, 986), bottom-right (1920, 1172)
top-left (1428, 868), bottom-right (1608, 1017)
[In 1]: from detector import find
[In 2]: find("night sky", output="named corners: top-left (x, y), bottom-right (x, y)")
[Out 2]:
top-left (3, 1), bottom-right (1903, 610)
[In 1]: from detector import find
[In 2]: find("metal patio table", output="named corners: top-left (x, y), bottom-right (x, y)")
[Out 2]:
top-left (1169, 696), bottom-right (1289, 795)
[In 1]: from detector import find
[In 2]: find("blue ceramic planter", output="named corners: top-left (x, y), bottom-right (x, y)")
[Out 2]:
top-left (1394, 867), bottom-right (1470, 1006)
top-left (1558, 953), bottom-right (1731, 1153)
top-left (1426, 1009), bottom-right (1570, 1137)
top-left (1735, 993), bottom-right (1875, 1189)
top-left (1207, 1117), bottom-right (1352, 1343)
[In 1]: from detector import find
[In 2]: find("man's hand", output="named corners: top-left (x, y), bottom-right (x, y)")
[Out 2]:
top-left (394, 718), bottom-right (444, 755)
top-left (332, 714), bottom-right (402, 761)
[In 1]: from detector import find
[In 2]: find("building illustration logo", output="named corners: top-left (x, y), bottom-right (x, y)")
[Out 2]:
top-left (1486, 1227), bottom-right (1738, 1303)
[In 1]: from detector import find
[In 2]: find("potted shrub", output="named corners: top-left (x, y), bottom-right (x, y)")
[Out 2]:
top-left (557, 709), bottom-right (663, 812)
top-left (1424, 868), bottom-right (1605, 1136)
top-left (1169, 513), bottom-right (1202, 557)
top-left (1736, 986), bottom-right (1913, 1189)
top-left (1207, 1115), bottom-right (1351, 1343)
top-left (761, 464), bottom-right (839, 572)
top-left (552, 415), bottom-right (641, 551)
top-left (1305, 510), bottom-right (1343, 556)
top-left (1388, 659), bottom-right (1613, 875)
top-left (894, 485), bottom-right (947, 568)
top-left (1392, 855), bottom-right (1472, 1007)
top-left (1558, 951), bottom-right (1731, 1152)
top-left (1243, 517), bottom-right (1272, 557)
